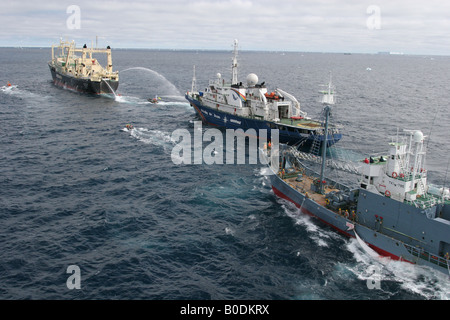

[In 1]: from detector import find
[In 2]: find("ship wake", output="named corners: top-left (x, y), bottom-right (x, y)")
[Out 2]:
top-left (126, 127), bottom-right (176, 152)
top-left (345, 239), bottom-right (450, 299)
top-left (279, 198), bottom-right (340, 248)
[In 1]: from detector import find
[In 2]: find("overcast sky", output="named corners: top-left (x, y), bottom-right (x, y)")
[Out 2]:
top-left (1, 0), bottom-right (449, 55)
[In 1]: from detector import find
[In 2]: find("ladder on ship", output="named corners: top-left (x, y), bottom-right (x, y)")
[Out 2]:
top-left (309, 129), bottom-right (323, 156)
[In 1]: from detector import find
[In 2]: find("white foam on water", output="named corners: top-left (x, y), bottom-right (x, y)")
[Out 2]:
top-left (225, 227), bottom-right (235, 236)
top-left (345, 238), bottom-right (450, 299)
top-left (128, 127), bottom-right (176, 151)
top-left (279, 198), bottom-right (339, 248)
top-left (1, 85), bottom-right (36, 98)
top-left (251, 168), bottom-right (273, 195)
top-left (1, 85), bottom-right (54, 104)
top-left (103, 92), bottom-right (192, 111)
top-left (157, 101), bottom-right (191, 108)
top-left (1, 85), bottom-right (19, 93)
top-left (257, 167), bottom-right (273, 177)
top-left (113, 94), bottom-right (149, 105)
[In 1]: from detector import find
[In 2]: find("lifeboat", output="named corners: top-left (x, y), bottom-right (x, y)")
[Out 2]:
top-left (264, 92), bottom-right (280, 100)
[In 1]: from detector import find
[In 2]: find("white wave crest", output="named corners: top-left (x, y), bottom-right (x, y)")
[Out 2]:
top-left (345, 238), bottom-right (450, 300)
top-left (279, 198), bottom-right (339, 247)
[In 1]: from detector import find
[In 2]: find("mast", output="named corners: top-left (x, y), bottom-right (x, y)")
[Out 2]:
top-left (191, 65), bottom-right (197, 93)
top-left (231, 39), bottom-right (238, 85)
top-left (319, 106), bottom-right (331, 194)
top-left (64, 41), bottom-right (74, 72)
top-left (319, 73), bottom-right (335, 194)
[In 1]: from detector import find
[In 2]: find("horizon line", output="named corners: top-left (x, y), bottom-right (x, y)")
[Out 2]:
top-left (0, 46), bottom-right (447, 57)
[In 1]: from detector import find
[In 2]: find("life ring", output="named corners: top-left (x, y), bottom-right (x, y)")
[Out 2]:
top-left (385, 190), bottom-right (391, 197)
top-left (392, 172), bottom-right (398, 178)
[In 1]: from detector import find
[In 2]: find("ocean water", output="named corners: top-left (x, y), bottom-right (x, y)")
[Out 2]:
top-left (1, 47), bottom-right (449, 301)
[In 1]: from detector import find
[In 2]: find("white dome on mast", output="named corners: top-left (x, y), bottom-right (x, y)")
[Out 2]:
top-left (413, 130), bottom-right (424, 143)
top-left (246, 73), bottom-right (258, 86)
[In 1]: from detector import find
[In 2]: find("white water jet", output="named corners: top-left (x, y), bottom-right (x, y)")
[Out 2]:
top-left (120, 67), bottom-right (181, 95)
top-left (102, 79), bottom-right (119, 100)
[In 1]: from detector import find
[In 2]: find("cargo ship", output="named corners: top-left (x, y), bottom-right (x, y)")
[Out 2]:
top-left (264, 105), bottom-right (450, 276)
top-left (185, 39), bottom-right (342, 150)
top-left (48, 39), bottom-right (119, 95)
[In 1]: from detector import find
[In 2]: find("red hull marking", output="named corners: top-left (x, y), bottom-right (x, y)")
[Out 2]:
top-left (272, 185), bottom-right (413, 264)
top-left (53, 79), bottom-right (108, 95)
top-left (54, 79), bottom-right (100, 95)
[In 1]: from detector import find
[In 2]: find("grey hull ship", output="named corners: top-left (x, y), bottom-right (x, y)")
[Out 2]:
top-left (264, 106), bottom-right (450, 276)
top-left (48, 39), bottom-right (119, 94)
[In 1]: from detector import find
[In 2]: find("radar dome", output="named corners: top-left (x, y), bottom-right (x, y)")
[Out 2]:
top-left (413, 130), bottom-right (424, 143)
top-left (246, 73), bottom-right (258, 86)
top-left (216, 73), bottom-right (222, 79)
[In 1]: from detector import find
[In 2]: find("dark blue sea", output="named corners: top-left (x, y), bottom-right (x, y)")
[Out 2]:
top-left (1, 47), bottom-right (449, 302)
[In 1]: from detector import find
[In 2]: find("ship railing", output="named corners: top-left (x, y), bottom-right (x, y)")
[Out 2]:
top-left (405, 193), bottom-right (442, 209)
top-left (404, 243), bottom-right (449, 269)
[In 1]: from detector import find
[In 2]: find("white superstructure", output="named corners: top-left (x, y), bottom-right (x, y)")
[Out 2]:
top-left (360, 130), bottom-right (449, 205)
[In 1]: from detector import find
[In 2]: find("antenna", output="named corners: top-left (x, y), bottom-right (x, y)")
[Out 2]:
top-left (426, 108), bottom-right (438, 150)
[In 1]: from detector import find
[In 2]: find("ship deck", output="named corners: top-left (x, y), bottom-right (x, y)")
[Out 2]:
top-left (281, 172), bottom-right (341, 207)
top-left (188, 94), bottom-right (333, 131)
top-left (278, 118), bottom-right (323, 129)
top-left (404, 192), bottom-right (450, 209)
